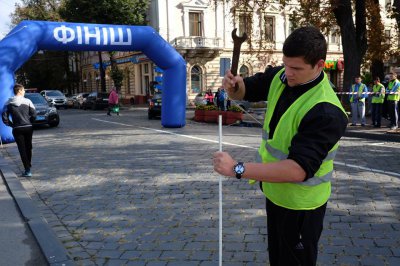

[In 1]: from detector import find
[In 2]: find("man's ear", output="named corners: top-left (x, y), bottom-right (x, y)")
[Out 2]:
top-left (317, 59), bottom-right (325, 70)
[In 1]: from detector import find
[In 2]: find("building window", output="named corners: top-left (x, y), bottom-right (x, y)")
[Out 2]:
top-left (385, 29), bottom-right (391, 45)
top-left (141, 63), bottom-right (151, 96)
top-left (191, 65), bottom-right (202, 94)
top-left (125, 68), bottom-right (131, 94)
top-left (189, 12), bottom-right (202, 36)
top-left (238, 13), bottom-right (251, 36)
top-left (264, 16), bottom-right (274, 42)
top-left (88, 73), bottom-right (92, 90)
top-left (239, 65), bottom-right (249, 78)
top-left (288, 20), bottom-right (295, 35)
top-left (330, 29), bottom-right (340, 44)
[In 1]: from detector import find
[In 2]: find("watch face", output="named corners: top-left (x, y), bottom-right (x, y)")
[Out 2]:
top-left (235, 164), bottom-right (245, 174)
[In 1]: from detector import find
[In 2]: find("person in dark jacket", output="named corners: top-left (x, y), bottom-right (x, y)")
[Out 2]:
top-left (2, 84), bottom-right (36, 177)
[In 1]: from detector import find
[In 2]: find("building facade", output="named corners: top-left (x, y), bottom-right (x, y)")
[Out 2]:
top-left (78, 0), bottom-right (398, 104)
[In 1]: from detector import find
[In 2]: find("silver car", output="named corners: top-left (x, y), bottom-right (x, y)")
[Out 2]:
top-left (40, 90), bottom-right (67, 109)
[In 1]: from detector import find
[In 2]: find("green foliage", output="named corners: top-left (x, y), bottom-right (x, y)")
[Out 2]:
top-left (59, 0), bottom-right (149, 25)
top-left (228, 105), bottom-right (243, 112)
top-left (204, 105), bottom-right (218, 111)
top-left (110, 66), bottom-right (124, 89)
top-left (195, 104), bottom-right (207, 110)
top-left (10, 1), bottom-right (68, 91)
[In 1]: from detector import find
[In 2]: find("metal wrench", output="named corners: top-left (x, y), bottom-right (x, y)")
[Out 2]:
top-left (231, 28), bottom-right (247, 91)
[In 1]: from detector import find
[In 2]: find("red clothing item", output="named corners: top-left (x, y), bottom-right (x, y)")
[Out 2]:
top-left (108, 89), bottom-right (119, 105)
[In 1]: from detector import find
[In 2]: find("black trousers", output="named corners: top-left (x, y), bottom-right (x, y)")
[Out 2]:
top-left (371, 103), bottom-right (382, 126)
top-left (266, 198), bottom-right (327, 266)
top-left (12, 126), bottom-right (33, 170)
top-left (387, 100), bottom-right (399, 127)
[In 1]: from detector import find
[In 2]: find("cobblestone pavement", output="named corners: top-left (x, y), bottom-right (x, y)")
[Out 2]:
top-left (1, 108), bottom-right (399, 266)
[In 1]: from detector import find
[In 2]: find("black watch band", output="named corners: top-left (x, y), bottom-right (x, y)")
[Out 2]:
top-left (233, 162), bottom-right (245, 179)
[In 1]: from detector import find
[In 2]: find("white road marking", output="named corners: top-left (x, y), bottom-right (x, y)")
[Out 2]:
top-left (92, 118), bottom-right (258, 149)
top-left (92, 118), bottom-right (399, 176)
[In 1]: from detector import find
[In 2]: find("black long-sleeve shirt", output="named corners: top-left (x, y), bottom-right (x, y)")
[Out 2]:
top-left (244, 66), bottom-right (348, 180)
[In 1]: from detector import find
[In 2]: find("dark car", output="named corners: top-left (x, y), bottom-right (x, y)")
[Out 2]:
top-left (83, 92), bottom-right (109, 110)
top-left (24, 93), bottom-right (60, 127)
top-left (148, 92), bottom-right (162, 119)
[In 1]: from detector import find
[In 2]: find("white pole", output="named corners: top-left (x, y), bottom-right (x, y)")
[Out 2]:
top-left (218, 115), bottom-right (223, 266)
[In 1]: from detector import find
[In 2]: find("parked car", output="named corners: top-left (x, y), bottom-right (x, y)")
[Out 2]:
top-left (24, 93), bottom-right (60, 127)
top-left (148, 91), bottom-right (162, 119)
top-left (73, 92), bottom-right (90, 109)
top-left (83, 91), bottom-right (109, 110)
top-left (66, 94), bottom-right (76, 108)
top-left (40, 90), bottom-right (67, 109)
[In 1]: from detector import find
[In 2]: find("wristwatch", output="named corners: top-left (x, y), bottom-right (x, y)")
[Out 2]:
top-left (233, 162), bottom-right (245, 179)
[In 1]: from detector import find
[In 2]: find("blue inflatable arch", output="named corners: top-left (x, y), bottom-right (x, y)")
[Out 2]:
top-left (0, 20), bottom-right (187, 143)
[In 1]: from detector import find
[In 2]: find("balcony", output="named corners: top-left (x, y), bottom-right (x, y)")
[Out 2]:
top-left (171, 36), bottom-right (223, 58)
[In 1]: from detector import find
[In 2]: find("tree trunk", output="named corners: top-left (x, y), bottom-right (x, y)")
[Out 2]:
top-left (394, 0), bottom-right (400, 29)
top-left (98, 51), bottom-right (106, 92)
top-left (369, 0), bottom-right (385, 81)
top-left (332, 0), bottom-right (367, 93)
top-left (371, 59), bottom-right (384, 81)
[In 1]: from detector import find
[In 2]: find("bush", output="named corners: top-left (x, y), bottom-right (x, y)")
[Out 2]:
top-left (228, 105), bottom-right (243, 112)
top-left (195, 104), bottom-right (207, 110)
top-left (204, 105), bottom-right (218, 111)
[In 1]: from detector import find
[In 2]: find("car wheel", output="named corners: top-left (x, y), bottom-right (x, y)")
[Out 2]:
top-left (49, 116), bottom-right (60, 127)
top-left (92, 103), bottom-right (97, 110)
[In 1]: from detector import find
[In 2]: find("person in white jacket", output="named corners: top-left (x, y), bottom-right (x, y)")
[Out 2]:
top-left (2, 84), bottom-right (36, 177)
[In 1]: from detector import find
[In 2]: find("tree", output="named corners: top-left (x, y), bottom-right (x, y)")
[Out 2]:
top-left (59, 0), bottom-right (149, 92)
top-left (331, 0), bottom-right (367, 91)
top-left (10, 0), bottom-right (72, 92)
top-left (365, 0), bottom-right (388, 82)
top-left (215, 0), bottom-right (394, 93)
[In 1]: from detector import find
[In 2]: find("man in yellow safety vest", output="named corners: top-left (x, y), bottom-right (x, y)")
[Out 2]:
top-left (213, 26), bottom-right (348, 266)
top-left (371, 77), bottom-right (385, 128)
top-left (386, 72), bottom-right (400, 130)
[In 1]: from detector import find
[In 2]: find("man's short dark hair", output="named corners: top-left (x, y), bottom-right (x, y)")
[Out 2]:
top-left (13, 84), bottom-right (24, 95)
top-left (374, 77), bottom-right (380, 81)
top-left (283, 26), bottom-right (327, 67)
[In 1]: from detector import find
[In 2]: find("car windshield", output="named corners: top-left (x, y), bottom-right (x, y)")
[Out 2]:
top-left (25, 94), bottom-right (48, 105)
top-left (47, 91), bottom-right (64, 97)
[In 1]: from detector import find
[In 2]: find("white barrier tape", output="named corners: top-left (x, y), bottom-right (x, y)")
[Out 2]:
top-left (335, 92), bottom-right (399, 94)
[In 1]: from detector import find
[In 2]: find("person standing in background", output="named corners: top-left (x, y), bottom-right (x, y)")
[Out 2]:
top-left (2, 84), bottom-right (36, 177)
top-left (107, 87), bottom-right (119, 116)
top-left (371, 77), bottom-right (385, 128)
top-left (386, 72), bottom-right (400, 129)
top-left (349, 75), bottom-right (368, 126)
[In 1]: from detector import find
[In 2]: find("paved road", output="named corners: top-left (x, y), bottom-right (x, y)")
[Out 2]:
top-left (1, 108), bottom-right (400, 265)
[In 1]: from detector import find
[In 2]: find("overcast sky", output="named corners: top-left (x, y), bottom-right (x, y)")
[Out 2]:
top-left (0, 0), bottom-right (22, 38)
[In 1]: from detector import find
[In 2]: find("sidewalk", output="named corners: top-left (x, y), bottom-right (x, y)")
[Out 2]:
top-left (0, 154), bottom-right (74, 265)
top-left (240, 112), bottom-right (400, 142)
